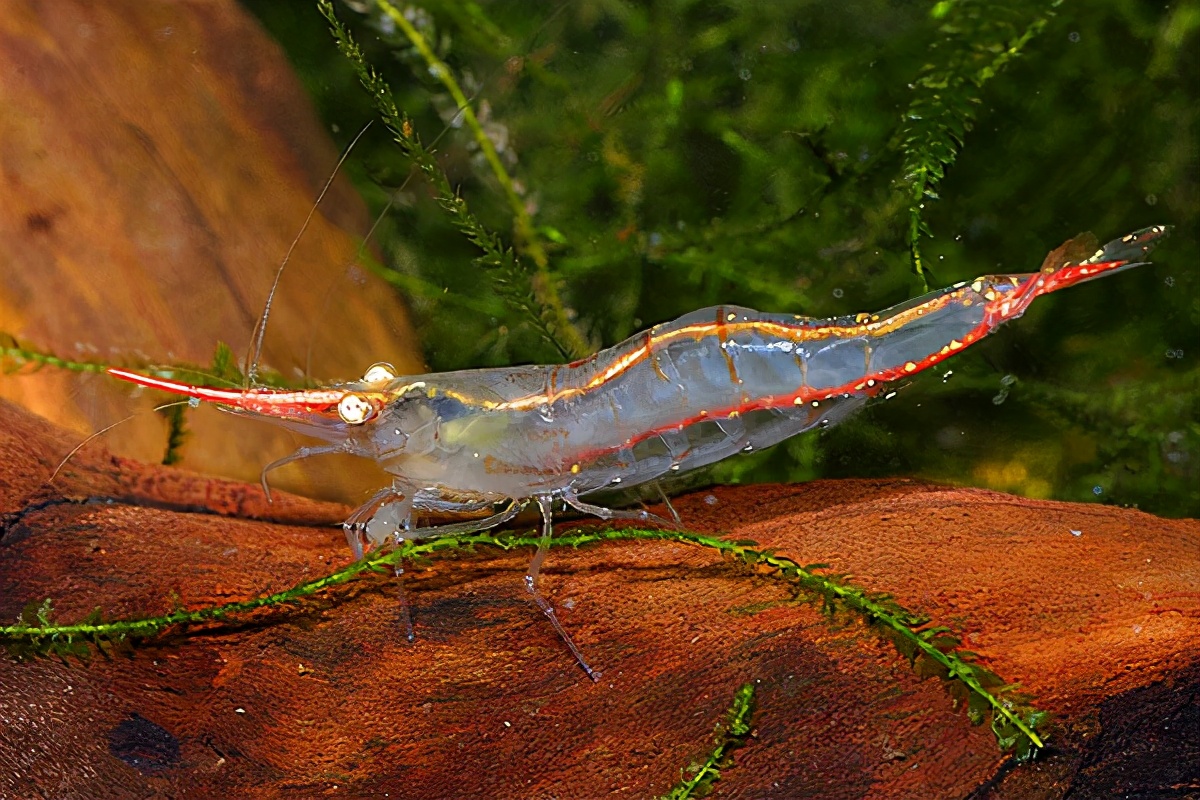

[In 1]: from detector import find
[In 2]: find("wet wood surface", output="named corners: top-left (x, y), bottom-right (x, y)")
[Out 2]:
top-left (0, 398), bottom-right (1196, 799)
top-left (0, 0), bottom-right (423, 501)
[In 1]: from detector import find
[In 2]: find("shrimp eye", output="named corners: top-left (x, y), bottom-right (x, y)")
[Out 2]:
top-left (362, 362), bottom-right (397, 384)
top-left (337, 392), bottom-right (375, 425)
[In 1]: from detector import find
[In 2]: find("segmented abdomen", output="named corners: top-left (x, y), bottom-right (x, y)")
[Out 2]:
top-left (553, 276), bottom-right (1023, 493)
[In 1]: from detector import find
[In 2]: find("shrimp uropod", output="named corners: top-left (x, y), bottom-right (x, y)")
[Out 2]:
top-left (107, 224), bottom-right (1170, 679)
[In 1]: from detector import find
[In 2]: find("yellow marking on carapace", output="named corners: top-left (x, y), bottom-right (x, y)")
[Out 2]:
top-left (646, 332), bottom-right (670, 382)
top-left (904, 361), bottom-right (917, 372)
top-left (716, 307), bottom-right (741, 386)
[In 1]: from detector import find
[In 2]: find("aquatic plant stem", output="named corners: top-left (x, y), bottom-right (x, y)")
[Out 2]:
top-left (0, 524), bottom-right (1043, 751)
top-left (900, 1), bottom-right (1061, 289)
top-left (661, 682), bottom-right (757, 799)
top-left (1, 338), bottom-right (109, 375)
top-left (374, 0), bottom-right (590, 361)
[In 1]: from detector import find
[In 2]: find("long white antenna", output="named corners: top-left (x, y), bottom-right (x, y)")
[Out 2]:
top-left (245, 120), bottom-right (374, 386)
top-left (49, 400), bottom-right (190, 483)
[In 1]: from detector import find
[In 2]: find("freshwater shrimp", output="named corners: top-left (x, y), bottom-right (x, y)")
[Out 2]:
top-left (108, 225), bottom-right (1169, 679)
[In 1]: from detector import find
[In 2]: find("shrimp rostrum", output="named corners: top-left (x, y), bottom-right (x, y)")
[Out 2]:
top-left (108, 225), bottom-right (1169, 678)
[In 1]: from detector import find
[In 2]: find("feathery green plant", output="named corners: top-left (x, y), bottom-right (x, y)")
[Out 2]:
top-left (0, 525), bottom-right (1045, 757)
top-left (898, 0), bottom-right (1062, 289)
top-left (660, 682), bottom-right (757, 800)
top-left (317, 0), bottom-right (588, 361)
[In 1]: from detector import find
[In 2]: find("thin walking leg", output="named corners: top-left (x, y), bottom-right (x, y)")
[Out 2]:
top-left (563, 491), bottom-right (673, 528)
top-left (651, 481), bottom-right (683, 527)
top-left (382, 499), bottom-right (523, 644)
top-left (524, 496), bottom-right (599, 681)
top-left (393, 563), bottom-right (415, 643)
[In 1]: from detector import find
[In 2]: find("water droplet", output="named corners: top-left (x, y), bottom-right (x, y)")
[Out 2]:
top-left (942, 370), bottom-right (954, 382)
top-left (742, 444), bottom-right (754, 452)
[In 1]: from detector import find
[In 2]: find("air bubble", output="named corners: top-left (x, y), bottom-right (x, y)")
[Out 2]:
top-left (739, 68), bottom-right (752, 81)
top-left (1164, 276), bottom-right (1175, 287)
top-left (832, 287), bottom-right (844, 299)
top-left (1145, 194), bottom-right (1158, 206)
top-left (1068, 31), bottom-right (1080, 42)
top-left (992, 390), bottom-right (1008, 405)
top-left (1000, 374), bottom-right (1017, 387)
top-left (1092, 485), bottom-right (1103, 496)
top-left (188, 397), bottom-right (201, 409)
top-left (704, 494), bottom-right (719, 506)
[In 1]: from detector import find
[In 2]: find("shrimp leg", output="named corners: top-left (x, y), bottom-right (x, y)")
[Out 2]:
top-left (365, 497), bottom-right (524, 642)
top-left (563, 490), bottom-right (674, 529)
top-left (259, 444), bottom-right (346, 502)
top-left (651, 482), bottom-right (683, 527)
top-left (525, 496), bottom-right (599, 681)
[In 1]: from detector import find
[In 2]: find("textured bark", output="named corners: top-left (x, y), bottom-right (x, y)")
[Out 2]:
top-left (0, 399), bottom-right (1196, 799)
top-left (0, 0), bottom-right (424, 500)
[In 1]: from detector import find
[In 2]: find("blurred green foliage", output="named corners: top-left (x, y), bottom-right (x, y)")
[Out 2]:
top-left (244, 0), bottom-right (1199, 517)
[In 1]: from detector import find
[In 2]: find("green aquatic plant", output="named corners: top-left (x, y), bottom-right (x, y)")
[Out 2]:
top-left (660, 682), bottom-right (756, 800)
top-left (317, 0), bottom-right (586, 361)
top-left (897, 0), bottom-right (1061, 289)
top-left (0, 526), bottom-right (1045, 756)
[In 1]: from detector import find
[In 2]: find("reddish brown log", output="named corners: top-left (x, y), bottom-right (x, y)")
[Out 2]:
top-left (0, 399), bottom-right (1195, 799)
top-left (0, 0), bottom-right (423, 501)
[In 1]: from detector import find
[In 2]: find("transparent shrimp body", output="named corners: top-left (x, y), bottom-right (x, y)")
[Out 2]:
top-left (106, 225), bottom-right (1169, 678)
